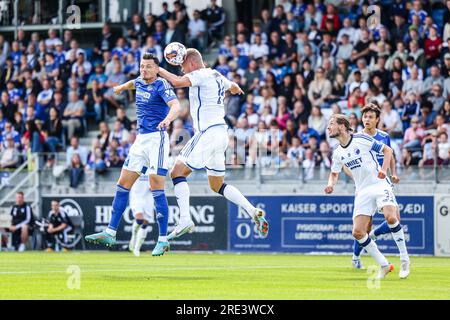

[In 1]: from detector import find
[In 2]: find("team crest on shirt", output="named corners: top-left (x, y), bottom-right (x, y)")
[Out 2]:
top-left (354, 148), bottom-right (360, 155)
top-left (348, 153), bottom-right (351, 157)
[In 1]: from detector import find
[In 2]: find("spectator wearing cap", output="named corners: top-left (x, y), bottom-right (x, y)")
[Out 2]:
top-left (307, 20), bottom-right (322, 46)
top-left (402, 56), bottom-right (423, 81)
top-left (71, 51), bottom-right (92, 75)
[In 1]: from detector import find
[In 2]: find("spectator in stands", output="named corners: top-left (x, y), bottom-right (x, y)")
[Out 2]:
top-left (379, 100), bottom-right (403, 138)
top-left (424, 25), bottom-right (442, 67)
top-left (69, 153), bottom-right (84, 188)
top-left (44, 107), bottom-right (63, 154)
top-left (298, 121), bottom-right (320, 149)
top-left (0, 136), bottom-right (20, 168)
top-left (44, 200), bottom-right (74, 252)
top-left (163, 17), bottom-right (186, 48)
top-left (308, 105), bottom-right (327, 139)
top-left (188, 10), bottom-right (206, 51)
top-left (307, 67), bottom-right (332, 109)
top-left (7, 191), bottom-right (35, 251)
top-left (62, 91), bottom-right (86, 139)
top-left (428, 84), bottom-right (446, 113)
top-left (202, 0), bottom-right (225, 46)
top-left (104, 62), bottom-right (127, 110)
top-left (66, 136), bottom-right (88, 167)
top-left (84, 79), bottom-right (104, 123)
top-left (110, 120), bottom-right (129, 144)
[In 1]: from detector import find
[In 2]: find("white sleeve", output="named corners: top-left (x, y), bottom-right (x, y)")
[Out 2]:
top-left (221, 74), bottom-right (232, 90)
top-left (186, 70), bottom-right (201, 87)
top-left (331, 152), bottom-right (342, 173)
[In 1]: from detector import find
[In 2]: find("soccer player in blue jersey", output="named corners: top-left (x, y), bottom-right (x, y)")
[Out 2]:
top-left (350, 103), bottom-right (410, 278)
top-left (85, 53), bottom-right (180, 256)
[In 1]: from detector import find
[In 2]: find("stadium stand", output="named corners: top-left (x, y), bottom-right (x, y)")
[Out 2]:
top-left (0, 0), bottom-right (449, 195)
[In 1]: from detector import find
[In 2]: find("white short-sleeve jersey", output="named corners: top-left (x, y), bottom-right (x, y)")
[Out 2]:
top-left (331, 133), bottom-right (389, 193)
top-left (186, 68), bottom-right (232, 132)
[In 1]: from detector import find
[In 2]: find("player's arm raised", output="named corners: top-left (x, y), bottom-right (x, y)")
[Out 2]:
top-left (113, 80), bottom-right (135, 95)
top-left (158, 67), bottom-right (192, 88)
top-left (157, 99), bottom-right (181, 130)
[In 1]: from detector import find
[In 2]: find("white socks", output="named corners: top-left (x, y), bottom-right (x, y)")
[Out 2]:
top-left (174, 181), bottom-right (191, 222)
top-left (358, 234), bottom-right (389, 267)
top-left (388, 221), bottom-right (409, 261)
top-left (222, 184), bottom-right (256, 218)
top-left (105, 228), bottom-right (117, 237)
top-left (135, 227), bottom-right (148, 252)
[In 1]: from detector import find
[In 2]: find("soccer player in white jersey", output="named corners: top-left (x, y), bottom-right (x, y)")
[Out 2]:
top-left (325, 114), bottom-right (408, 279)
top-left (128, 174), bottom-right (154, 257)
top-left (157, 48), bottom-right (268, 239)
top-left (350, 103), bottom-right (410, 278)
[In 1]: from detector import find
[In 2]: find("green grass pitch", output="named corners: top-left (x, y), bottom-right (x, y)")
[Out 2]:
top-left (1, 251), bottom-right (449, 299)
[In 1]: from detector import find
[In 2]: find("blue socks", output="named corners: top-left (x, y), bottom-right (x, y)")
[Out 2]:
top-left (353, 239), bottom-right (363, 258)
top-left (107, 185), bottom-right (130, 231)
top-left (374, 221), bottom-right (391, 237)
top-left (152, 189), bottom-right (169, 238)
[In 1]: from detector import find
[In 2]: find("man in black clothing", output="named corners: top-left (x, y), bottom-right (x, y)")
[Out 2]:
top-left (8, 192), bottom-right (35, 251)
top-left (202, 0), bottom-right (226, 46)
top-left (44, 200), bottom-right (74, 251)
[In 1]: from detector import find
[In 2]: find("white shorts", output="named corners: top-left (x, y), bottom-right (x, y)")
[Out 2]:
top-left (177, 125), bottom-right (228, 176)
top-left (123, 131), bottom-right (169, 176)
top-left (129, 175), bottom-right (154, 221)
top-left (353, 182), bottom-right (398, 219)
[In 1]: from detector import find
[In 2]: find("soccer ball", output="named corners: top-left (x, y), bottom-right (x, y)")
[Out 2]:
top-left (164, 42), bottom-right (187, 66)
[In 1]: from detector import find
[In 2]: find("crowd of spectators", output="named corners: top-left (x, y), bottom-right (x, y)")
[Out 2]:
top-left (0, 0), bottom-right (449, 185)
top-left (218, 0), bottom-right (450, 175)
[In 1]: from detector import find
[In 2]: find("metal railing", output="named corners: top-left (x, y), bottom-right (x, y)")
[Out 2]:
top-left (0, 153), bottom-right (40, 215)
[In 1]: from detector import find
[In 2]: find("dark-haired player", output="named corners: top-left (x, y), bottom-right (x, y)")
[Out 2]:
top-left (85, 53), bottom-right (180, 256)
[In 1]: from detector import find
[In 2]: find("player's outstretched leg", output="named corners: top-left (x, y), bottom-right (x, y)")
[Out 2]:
top-left (133, 224), bottom-right (149, 257)
top-left (210, 176), bottom-right (268, 237)
top-left (85, 170), bottom-right (139, 247)
top-left (151, 189), bottom-right (170, 256)
top-left (85, 184), bottom-right (130, 247)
